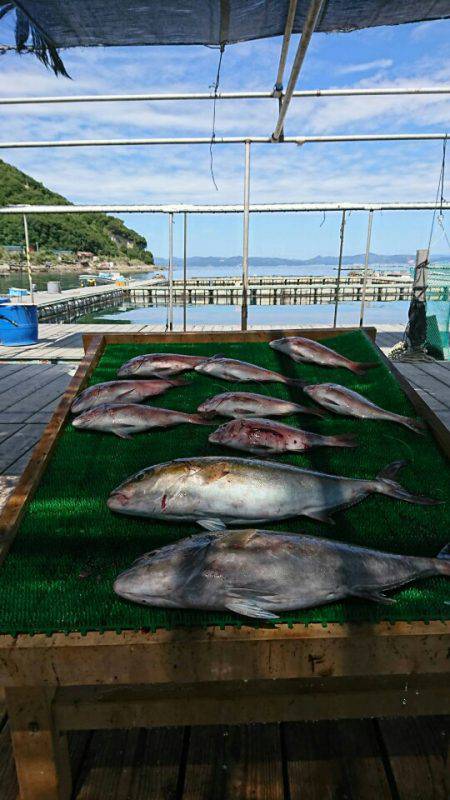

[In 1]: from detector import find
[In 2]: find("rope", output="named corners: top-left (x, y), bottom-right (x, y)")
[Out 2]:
top-left (427, 133), bottom-right (447, 254)
top-left (209, 44), bottom-right (225, 191)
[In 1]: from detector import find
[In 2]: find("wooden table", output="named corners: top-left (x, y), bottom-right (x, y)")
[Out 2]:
top-left (0, 327), bottom-right (448, 800)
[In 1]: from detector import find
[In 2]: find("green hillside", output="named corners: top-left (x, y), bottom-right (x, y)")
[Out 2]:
top-left (0, 160), bottom-right (153, 263)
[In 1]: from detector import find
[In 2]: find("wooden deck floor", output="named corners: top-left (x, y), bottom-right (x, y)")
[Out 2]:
top-left (0, 327), bottom-right (448, 798)
top-left (0, 708), bottom-right (448, 799)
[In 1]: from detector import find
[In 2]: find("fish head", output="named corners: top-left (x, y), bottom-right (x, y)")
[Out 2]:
top-left (71, 394), bottom-right (88, 414)
top-left (197, 394), bottom-right (223, 414)
top-left (303, 383), bottom-right (334, 401)
top-left (72, 403), bottom-right (119, 431)
top-left (108, 460), bottom-right (191, 517)
top-left (113, 534), bottom-right (211, 605)
top-left (117, 356), bottom-right (147, 377)
top-left (269, 338), bottom-right (286, 352)
top-left (208, 420), bottom-right (239, 445)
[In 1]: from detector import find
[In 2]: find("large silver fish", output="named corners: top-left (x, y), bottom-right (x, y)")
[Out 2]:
top-left (72, 403), bottom-right (211, 439)
top-left (118, 353), bottom-right (208, 378)
top-left (71, 378), bottom-right (185, 414)
top-left (303, 383), bottom-right (425, 434)
top-left (197, 391), bottom-right (324, 419)
top-left (113, 529), bottom-right (450, 620)
top-left (209, 418), bottom-right (357, 455)
top-left (194, 356), bottom-right (305, 388)
top-left (107, 456), bottom-right (439, 529)
top-left (270, 336), bottom-right (378, 375)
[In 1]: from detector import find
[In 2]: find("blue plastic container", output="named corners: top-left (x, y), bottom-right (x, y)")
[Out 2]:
top-left (0, 305), bottom-right (39, 346)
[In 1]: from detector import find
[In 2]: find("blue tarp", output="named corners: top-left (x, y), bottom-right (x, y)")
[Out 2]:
top-left (10, 1), bottom-right (450, 48)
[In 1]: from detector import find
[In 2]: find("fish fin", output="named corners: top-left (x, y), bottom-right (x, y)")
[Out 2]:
top-left (306, 509), bottom-right (335, 525)
top-left (375, 460), bottom-right (442, 506)
top-left (197, 518), bottom-right (227, 532)
top-left (401, 417), bottom-right (426, 434)
top-left (436, 544), bottom-right (450, 575)
top-left (114, 428), bottom-right (134, 440)
top-left (350, 361), bottom-right (379, 375)
top-left (326, 434), bottom-right (358, 448)
top-left (349, 587), bottom-right (397, 605)
top-left (225, 594), bottom-right (279, 620)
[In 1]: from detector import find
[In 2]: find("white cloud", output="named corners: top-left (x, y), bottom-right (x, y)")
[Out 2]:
top-left (337, 59), bottom-right (393, 75)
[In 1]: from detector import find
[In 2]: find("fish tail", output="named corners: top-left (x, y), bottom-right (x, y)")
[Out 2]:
top-left (167, 378), bottom-right (189, 387)
top-left (399, 416), bottom-right (426, 434)
top-left (350, 361), bottom-right (379, 375)
top-left (435, 544), bottom-right (450, 575)
top-left (188, 413), bottom-right (215, 426)
top-left (300, 404), bottom-right (326, 418)
top-left (286, 378), bottom-right (307, 389)
top-left (374, 460), bottom-right (442, 506)
top-left (325, 433), bottom-right (358, 448)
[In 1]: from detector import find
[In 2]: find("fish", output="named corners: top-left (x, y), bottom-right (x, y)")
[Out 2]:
top-left (113, 529), bottom-right (450, 620)
top-left (303, 383), bottom-right (425, 434)
top-left (118, 353), bottom-right (209, 378)
top-left (107, 456), bottom-right (440, 529)
top-left (270, 336), bottom-right (378, 375)
top-left (71, 378), bottom-right (186, 414)
top-left (197, 391), bottom-right (325, 419)
top-left (208, 418), bottom-right (357, 456)
top-left (72, 403), bottom-right (211, 438)
top-left (194, 356), bottom-right (305, 388)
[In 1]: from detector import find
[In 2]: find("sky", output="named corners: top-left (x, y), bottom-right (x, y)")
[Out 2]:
top-left (0, 13), bottom-right (450, 262)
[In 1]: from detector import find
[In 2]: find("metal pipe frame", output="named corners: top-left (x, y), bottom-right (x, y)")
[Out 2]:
top-left (167, 212), bottom-right (174, 331)
top-left (22, 214), bottom-right (35, 304)
top-left (241, 141), bottom-right (251, 331)
top-left (1, 133), bottom-right (446, 149)
top-left (272, 0), bottom-right (326, 141)
top-left (274, 0), bottom-right (298, 92)
top-left (2, 87), bottom-right (449, 105)
top-left (2, 202), bottom-right (449, 215)
top-left (333, 209), bottom-right (346, 328)
top-left (183, 212), bottom-right (187, 332)
top-left (359, 210), bottom-right (374, 327)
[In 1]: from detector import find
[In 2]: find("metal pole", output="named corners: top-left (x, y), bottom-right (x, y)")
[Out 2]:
top-left (272, 0), bottom-right (326, 141)
top-left (1, 132), bottom-right (447, 150)
top-left (333, 209), bottom-right (346, 328)
top-left (2, 86), bottom-right (450, 105)
top-left (359, 210), bottom-right (374, 327)
top-left (22, 214), bottom-right (34, 304)
top-left (168, 212), bottom-right (174, 332)
top-left (1, 202), bottom-right (450, 215)
top-left (241, 141), bottom-right (251, 331)
top-left (183, 212), bottom-right (188, 332)
top-left (274, 0), bottom-right (298, 92)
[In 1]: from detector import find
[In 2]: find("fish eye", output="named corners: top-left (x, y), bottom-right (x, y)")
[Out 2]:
top-left (135, 472), bottom-right (146, 482)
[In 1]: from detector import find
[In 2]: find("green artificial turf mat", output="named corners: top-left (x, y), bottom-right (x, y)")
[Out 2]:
top-left (0, 329), bottom-right (449, 636)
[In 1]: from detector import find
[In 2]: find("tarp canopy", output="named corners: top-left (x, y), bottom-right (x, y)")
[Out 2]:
top-left (2, 1), bottom-right (450, 76)
top-left (5, 1), bottom-right (450, 48)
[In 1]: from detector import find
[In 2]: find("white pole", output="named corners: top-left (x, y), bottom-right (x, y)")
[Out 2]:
top-left (22, 214), bottom-right (34, 304)
top-left (168, 213), bottom-right (174, 332)
top-left (2, 87), bottom-right (450, 105)
top-left (1, 202), bottom-right (450, 215)
top-left (333, 209), bottom-right (346, 328)
top-left (274, 0), bottom-right (298, 92)
top-left (272, 0), bottom-right (326, 141)
top-left (183, 212), bottom-right (187, 332)
top-left (359, 210), bottom-right (374, 327)
top-left (241, 141), bottom-right (251, 331)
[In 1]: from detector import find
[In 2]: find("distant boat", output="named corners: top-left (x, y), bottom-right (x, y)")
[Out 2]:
top-left (79, 271), bottom-right (126, 287)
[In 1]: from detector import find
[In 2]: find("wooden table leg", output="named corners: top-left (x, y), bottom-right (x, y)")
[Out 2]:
top-left (5, 687), bottom-right (71, 800)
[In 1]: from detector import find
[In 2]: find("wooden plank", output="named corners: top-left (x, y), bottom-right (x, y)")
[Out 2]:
top-left (0, 335), bottom-right (104, 565)
top-left (0, 717), bottom-right (19, 800)
top-left (0, 368), bottom-right (70, 413)
top-left (0, 622), bottom-right (448, 690)
top-left (283, 719), bottom-right (392, 800)
top-left (0, 364), bottom-right (54, 398)
top-left (5, 686), bottom-right (72, 800)
top-left (183, 724), bottom-right (284, 800)
top-left (7, 375), bottom-right (73, 416)
top-left (377, 716), bottom-right (449, 800)
top-left (0, 424), bottom-right (46, 473)
top-left (74, 727), bottom-right (185, 800)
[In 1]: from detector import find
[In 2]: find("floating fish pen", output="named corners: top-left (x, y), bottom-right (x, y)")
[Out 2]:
top-left (37, 287), bottom-right (127, 322)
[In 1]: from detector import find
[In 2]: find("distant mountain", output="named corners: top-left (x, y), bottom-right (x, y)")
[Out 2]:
top-left (0, 160), bottom-right (153, 262)
top-left (156, 253), bottom-right (448, 268)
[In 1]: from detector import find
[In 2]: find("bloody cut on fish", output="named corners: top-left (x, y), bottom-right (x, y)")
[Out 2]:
top-left (269, 336), bottom-right (379, 375)
top-left (113, 529), bottom-right (450, 620)
top-left (194, 356), bottom-right (305, 388)
top-left (71, 378), bottom-right (186, 414)
top-left (118, 353), bottom-right (209, 378)
top-left (303, 383), bottom-right (425, 434)
top-left (197, 391), bottom-right (324, 419)
top-left (72, 403), bottom-right (212, 438)
top-left (208, 417), bottom-right (357, 455)
top-left (107, 456), bottom-right (441, 529)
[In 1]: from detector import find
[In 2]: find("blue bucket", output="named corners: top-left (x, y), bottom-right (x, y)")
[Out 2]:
top-left (0, 305), bottom-right (39, 346)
